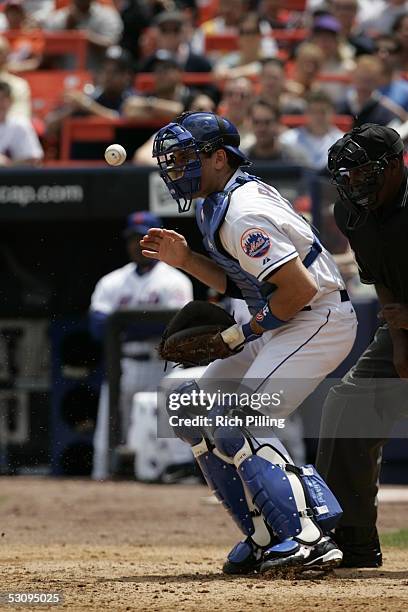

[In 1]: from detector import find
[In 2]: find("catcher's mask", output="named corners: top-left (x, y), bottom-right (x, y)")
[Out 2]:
top-left (328, 124), bottom-right (404, 229)
top-left (152, 111), bottom-right (251, 213)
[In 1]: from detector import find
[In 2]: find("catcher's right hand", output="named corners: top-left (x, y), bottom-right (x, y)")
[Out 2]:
top-left (158, 301), bottom-right (242, 367)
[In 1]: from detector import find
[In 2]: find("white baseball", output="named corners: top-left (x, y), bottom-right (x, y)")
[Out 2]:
top-left (104, 144), bottom-right (127, 166)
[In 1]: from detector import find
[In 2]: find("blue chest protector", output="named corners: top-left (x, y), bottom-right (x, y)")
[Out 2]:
top-left (196, 174), bottom-right (322, 315)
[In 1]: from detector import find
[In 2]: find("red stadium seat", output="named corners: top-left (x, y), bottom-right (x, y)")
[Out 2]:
top-left (204, 34), bottom-right (238, 53)
top-left (135, 72), bottom-right (213, 92)
top-left (198, 0), bottom-right (219, 25)
top-left (317, 72), bottom-right (352, 84)
top-left (5, 30), bottom-right (88, 70)
top-left (60, 117), bottom-right (165, 160)
top-left (204, 30), bottom-right (308, 53)
top-left (285, 0), bottom-right (307, 9)
top-left (23, 70), bottom-right (92, 120)
top-left (55, 0), bottom-right (115, 7)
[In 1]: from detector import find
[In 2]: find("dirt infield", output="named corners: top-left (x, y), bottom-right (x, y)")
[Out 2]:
top-left (0, 477), bottom-right (407, 612)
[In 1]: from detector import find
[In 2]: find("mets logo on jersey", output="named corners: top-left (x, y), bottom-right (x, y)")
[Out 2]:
top-left (255, 304), bottom-right (269, 322)
top-left (241, 228), bottom-right (271, 258)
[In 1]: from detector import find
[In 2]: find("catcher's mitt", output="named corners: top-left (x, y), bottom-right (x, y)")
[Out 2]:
top-left (158, 301), bottom-right (238, 366)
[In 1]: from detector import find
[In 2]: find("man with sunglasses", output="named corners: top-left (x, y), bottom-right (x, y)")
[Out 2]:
top-left (245, 98), bottom-right (308, 164)
top-left (140, 111), bottom-right (357, 575)
top-left (139, 11), bottom-right (212, 73)
top-left (317, 123), bottom-right (408, 568)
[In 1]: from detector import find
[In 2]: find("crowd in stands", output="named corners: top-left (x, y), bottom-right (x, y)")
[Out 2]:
top-left (0, 0), bottom-right (408, 168)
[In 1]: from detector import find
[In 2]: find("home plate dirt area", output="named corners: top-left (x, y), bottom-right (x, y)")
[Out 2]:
top-left (0, 477), bottom-right (407, 611)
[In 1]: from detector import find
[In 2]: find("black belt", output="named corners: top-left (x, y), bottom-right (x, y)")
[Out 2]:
top-left (123, 353), bottom-right (152, 361)
top-left (301, 289), bottom-right (350, 312)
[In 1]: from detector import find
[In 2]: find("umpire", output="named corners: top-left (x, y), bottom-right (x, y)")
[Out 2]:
top-left (317, 123), bottom-right (408, 568)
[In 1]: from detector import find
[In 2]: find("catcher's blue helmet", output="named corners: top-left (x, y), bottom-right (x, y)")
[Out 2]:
top-left (152, 111), bottom-right (251, 212)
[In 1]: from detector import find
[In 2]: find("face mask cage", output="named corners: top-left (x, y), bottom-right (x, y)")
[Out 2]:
top-left (152, 124), bottom-right (203, 213)
top-left (331, 159), bottom-right (387, 208)
top-left (328, 139), bottom-right (390, 212)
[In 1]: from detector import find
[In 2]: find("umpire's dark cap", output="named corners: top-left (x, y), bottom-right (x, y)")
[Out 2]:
top-left (123, 211), bottom-right (161, 238)
top-left (347, 123), bottom-right (404, 161)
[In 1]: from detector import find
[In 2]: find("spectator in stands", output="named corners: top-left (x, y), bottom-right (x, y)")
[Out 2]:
top-left (336, 54), bottom-right (405, 124)
top-left (279, 90), bottom-right (344, 171)
top-left (307, 0), bottom-right (385, 29)
top-left (310, 14), bottom-right (356, 74)
top-left (0, 80), bottom-right (43, 166)
top-left (123, 51), bottom-right (191, 121)
top-left (284, 42), bottom-right (325, 110)
top-left (45, 46), bottom-right (135, 136)
top-left (45, 0), bottom-right (123, 70)
top-left (213, 12), bottom-right (277, 79)
top-left (392, 11), bottom-right (408, 70)
top-left (192, 0), bottom-right (276, 61)
top-left (217, 76), bottom-right (255, 149)
top-left (258, 56), bottom-right (315, 114)
top-left (21, 1), bottom-right (53, 24)
top-left (132, 91), bottom-right (216, 165)
top-left (0, 36), bottom-right (31, 119)
top-left (0, 0), bottom-right (44, 72)
top-left (243, 98), bottom-right (309, 164)
top-left (288, 41), bottom-right (324, 92)
top-left (259, 57), bottom-right (287, 109)
top-left (329, 0), bottom-right (376, 56)
top-left (140, 10), bottom-right (212, 73)
top-left (375, 34), bottom-right (408, 111)
top-left (360, 0), bottom-right (408, 36)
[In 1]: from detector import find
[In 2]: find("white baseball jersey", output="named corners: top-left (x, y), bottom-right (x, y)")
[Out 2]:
top-left (197, 170), bottom-right (357, 430)
top-left (0, 117), bottom-right (43, 161)
top-left (219, 170), bottom-right (344, 304)
top-left (91, 260), bottom-right (193, 480)
top-left (91, 260), bottom-right (193, 314)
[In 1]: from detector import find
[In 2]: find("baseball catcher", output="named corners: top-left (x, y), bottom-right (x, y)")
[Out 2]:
top-left (140, 111), bottom-right (357, 575)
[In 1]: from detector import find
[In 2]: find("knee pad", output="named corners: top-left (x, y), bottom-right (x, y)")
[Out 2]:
top-left (166, 380), bottom-right (203, 445)
top-left (213, 425), bottom-right (248, 459)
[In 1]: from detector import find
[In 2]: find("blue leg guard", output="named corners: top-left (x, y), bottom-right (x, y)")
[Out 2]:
top-left (166, 380), bottom-right (204, 446)
top-left (214, 426), bottom-right (323, 545)
top-left (191, 438), bottom-right (270, 544)
top-left (166, 382), bottom-right (273, 550)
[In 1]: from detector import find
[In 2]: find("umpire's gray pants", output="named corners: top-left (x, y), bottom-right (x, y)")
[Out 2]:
top-left (316, 325), bottom-right (408, 528)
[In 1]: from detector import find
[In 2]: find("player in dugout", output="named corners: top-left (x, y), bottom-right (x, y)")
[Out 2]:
top-left (89, 211), bottom-right (193, 481)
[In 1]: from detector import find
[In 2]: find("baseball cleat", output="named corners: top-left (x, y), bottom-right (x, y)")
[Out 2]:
top-left (301, 537), bottom-right (343, 570)
top-left (259, 540), bottom-right (309, 574)
top-left (259, 537), bottom-right (342, 574)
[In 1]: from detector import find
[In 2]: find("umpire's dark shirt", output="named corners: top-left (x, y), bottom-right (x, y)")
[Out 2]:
top-left (334, 168), bottom-right (408, 301)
